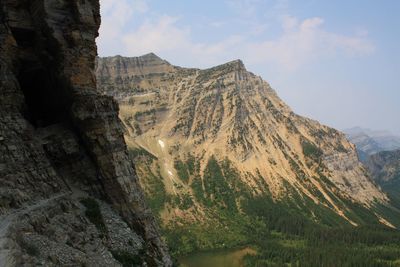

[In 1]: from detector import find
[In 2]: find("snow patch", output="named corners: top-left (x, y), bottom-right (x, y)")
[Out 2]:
top-left (158, 140), bottom-right (165, 149)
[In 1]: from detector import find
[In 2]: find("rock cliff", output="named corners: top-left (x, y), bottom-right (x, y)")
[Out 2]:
top-left (0, 1), bottom-right (171, 266)
top-left (366, 149), bottom-right (400, 197)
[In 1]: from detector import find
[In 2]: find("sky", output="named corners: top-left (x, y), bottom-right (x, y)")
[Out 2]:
top-left (97, 0), bottom-right (400, 135)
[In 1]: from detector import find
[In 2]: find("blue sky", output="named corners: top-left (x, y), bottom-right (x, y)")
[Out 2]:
top-left (97, 0), bottom-right (400, 135)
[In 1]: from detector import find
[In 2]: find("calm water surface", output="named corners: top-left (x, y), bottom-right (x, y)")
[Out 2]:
top-left (179, 247), bottom-right (256, 267)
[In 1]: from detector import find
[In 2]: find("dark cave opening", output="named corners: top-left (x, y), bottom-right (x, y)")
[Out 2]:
top-left (9, 20), bottom-right (72, 128)
top-left (18, 60), bottom-right (71, 128)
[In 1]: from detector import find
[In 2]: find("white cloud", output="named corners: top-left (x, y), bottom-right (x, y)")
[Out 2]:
top-left (245, 17), bottom-right (374, 70)
top-left (121, 16), bottom-right (244, 67)
top-left (281, 15), bottom-right (298, 31)
top-left (117, 15), bottom-right (374, 70)
top-left (98, 0), bottom-right (148, 55)
top-left (123, 16), bottom-right (191, 56)
top-left (98, 0), bottom-right (374, 71)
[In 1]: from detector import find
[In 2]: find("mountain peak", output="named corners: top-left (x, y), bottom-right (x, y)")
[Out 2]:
top-left (138, 52), bottom-right (170, 64)
top-left (209, 59), bottom-right (246, 72)
top-left (141, 52), bottom-right (161, 58)
top-left (226, 58), bottom-right (245, 66)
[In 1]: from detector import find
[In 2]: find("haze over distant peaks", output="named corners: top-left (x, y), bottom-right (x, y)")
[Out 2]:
top-left (344, 127), bottom-right (400, 160)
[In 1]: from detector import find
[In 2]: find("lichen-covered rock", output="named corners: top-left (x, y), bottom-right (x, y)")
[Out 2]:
top-left (0, 0), bottom-right (171, 266)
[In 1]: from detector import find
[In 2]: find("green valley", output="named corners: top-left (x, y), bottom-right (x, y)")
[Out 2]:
top-left (129, 146), bottom-right (400, 266)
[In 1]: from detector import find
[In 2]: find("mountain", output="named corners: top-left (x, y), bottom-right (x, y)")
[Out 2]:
top-left (96, 54), bottom-right (400, 260)
top-left (0, 2), bottom-right (170, 266)
top-left (345, 127), bottom-right (400, 161)
top-left (366, 149), bottom-right (400, 203)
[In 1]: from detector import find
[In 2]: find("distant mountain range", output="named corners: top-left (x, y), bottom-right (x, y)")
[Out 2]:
top-left (346, 127), bottom-right (400, 213)
top-left (344, 127), bottom-right (400, 161)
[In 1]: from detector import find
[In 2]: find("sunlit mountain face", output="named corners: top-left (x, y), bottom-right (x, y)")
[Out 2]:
top-left (96, 54), bottom-right (400, 265)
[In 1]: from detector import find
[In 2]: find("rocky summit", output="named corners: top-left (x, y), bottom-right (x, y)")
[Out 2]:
top-left (0, 1), bottom-right (171, 266)
top-left (96, 53), bottom-right (398, 243)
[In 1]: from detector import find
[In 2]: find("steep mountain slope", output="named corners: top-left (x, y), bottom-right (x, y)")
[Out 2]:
top-left (345, 127), bottom-right (400, 161)
top-left (96, 54), bottom-right (399, 255)
top-left (0, 2), bottom-right (170, 266)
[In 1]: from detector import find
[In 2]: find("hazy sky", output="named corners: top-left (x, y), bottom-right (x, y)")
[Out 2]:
top-left (97, 0), bottom-right (400, 135)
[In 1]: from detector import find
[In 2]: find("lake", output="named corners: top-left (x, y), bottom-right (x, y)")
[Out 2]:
top-left (179, 247), bottom-right (256, 267)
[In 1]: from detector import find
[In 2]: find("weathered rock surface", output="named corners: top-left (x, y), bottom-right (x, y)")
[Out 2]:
top-left (0, 1), bottom-right (171, 266)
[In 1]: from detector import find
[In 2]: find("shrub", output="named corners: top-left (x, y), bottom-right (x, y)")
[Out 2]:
top-left (301, 140), bottom-right (323, 160)
top-left (174, 160), bottom-right (190, 183)
top-left (80, 198), bottom-right (107, 235)
top-left (19, 239), bottom-right (39, 256)
top-left (111, 250), bottom-right (143, 267)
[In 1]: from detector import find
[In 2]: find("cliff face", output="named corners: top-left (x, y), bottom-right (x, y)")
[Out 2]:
top-left (0, 1), bottom-right (171, 266)
top-left (96, 54), bottom-right (392, 230)
top-left (366, 150), bottom-right (400, 191)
